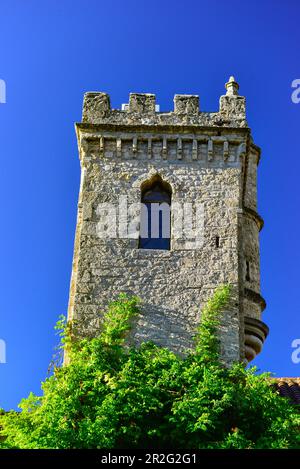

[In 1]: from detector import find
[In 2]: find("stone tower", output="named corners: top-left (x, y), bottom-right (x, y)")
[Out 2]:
top-left (67, 77), bottom-right (268, 365)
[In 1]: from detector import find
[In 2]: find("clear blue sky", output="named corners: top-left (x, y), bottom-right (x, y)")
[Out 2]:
top-left (0, 0), bottom-right (300, 410)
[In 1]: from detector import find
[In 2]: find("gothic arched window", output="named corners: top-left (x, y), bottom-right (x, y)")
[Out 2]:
top-left (139, 177), bottom-right (171, 250)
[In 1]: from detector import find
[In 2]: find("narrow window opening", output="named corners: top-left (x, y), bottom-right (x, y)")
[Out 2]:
top-left (139, 176), bottom-right (171, 250)
top-left (216, 236), bottom-right (220, 248)
top-left (246, 261), bottom-right (251, 282)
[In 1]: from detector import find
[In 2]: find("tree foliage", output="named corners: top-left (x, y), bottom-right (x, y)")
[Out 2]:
top-left (0, 287), bottom-right (299, 449)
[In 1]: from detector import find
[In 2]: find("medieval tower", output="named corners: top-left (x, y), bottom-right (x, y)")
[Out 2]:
top-left (67, 77), bottom-right (268, 365)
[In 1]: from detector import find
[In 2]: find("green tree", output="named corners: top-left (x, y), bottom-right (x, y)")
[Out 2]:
top-left (0, 287), bottom-right (299, 449)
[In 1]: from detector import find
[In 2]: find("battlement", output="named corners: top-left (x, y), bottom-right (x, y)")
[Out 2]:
top-left (81, 77), bottom-right (247, 128)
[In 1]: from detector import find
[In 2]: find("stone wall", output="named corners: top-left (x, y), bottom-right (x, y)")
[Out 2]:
top-left (67, 78), bottom-right (267, 364)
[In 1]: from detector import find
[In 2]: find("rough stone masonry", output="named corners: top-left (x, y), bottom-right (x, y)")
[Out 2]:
top-left (67, 76), bottom-right (268, 365)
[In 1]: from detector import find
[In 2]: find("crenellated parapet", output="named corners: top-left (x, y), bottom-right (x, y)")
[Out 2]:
top-left (77, 77), bottom-right (251, 168)
top-left (81, 76), bottom-right (247, 128)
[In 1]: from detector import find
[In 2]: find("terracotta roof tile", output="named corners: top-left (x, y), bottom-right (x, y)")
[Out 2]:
top-left (273, 378), bottom-right (300, 405)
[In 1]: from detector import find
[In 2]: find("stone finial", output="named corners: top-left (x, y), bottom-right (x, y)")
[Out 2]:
top-left (128, 93), bottom-right (156, 114)
top-left (174, 95), bottom-right (199, 114)
top-left (82, 92), bottom-right (111, 122)
top-left (219, 76), bottom-right (246, 121)
top-left (225, 76), bottom-right (239, 96)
